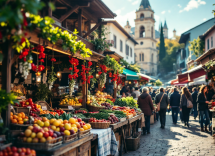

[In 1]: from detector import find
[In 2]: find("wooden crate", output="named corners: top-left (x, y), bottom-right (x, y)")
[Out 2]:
top-left (35, 101), bottom-right (52, 110)
top-left (13, 107), bottom-right (30, 116)
top-left (59, 147), bottom-right (77, 156)
top-left (125, 132), bottom-right (141, 151)
top-left (78, 129), bottom-right (91, 139)
top-left (78, 140), bottom-right (91, 156)
top-left (63, 133), bottom-right (78, 143)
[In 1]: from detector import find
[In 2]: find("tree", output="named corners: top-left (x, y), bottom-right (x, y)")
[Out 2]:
top-left (157, 38), bottom-right (184, 73)
top-left (189, 37), bottom-right (205, 57)
top-left (159, 24), bottom-right (166, 62)
top-left (155, 79), bottom-right (162, 86)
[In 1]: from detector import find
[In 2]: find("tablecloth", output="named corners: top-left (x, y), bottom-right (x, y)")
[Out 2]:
top-left (91, 128), bottom-right (118, 156)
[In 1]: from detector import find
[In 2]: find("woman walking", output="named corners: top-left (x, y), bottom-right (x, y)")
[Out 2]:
top-left (138, 87), bottom-right (155, 134)
top-left (197, 85), bottom-right (210, 132)
top-left (180, 87), bottom-right (193, 128)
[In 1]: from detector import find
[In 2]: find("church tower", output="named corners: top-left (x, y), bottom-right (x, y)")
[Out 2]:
top-left (163, 20), bottom-right (168, 38)
top-left (124, 20), bottom-right (131, 34)
top-left (134, 0), bottom-right (157, 76)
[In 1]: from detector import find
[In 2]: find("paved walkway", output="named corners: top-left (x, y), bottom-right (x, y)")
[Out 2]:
top-left (124, 113), bottom-right (215, 156)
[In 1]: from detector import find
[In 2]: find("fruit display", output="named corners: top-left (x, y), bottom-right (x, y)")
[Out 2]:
top-left (74, 108), bottom-right (88, 114)
top-left (89, 118), bottom-right (110, 123)
top-left (10, 112), bottom-right (31, 125)
top-left (108, 115), bottom-right (119, 124)
top-left (40, 110), bottom-right (50, 115)
top-left (101, 102), bottom-right (113, 109)
top-left (112, 106), bottom-right (136, 117)
top-left (72, 113), bottom-right (87, 119)
top-left (53, 109), bottom-right (65, 116)
top-left (105, 99), bottom-right (114, 105)
top-left (114, 97), bottom-right (138, 108)
top-left (59, 97), bottom-right (82, 106)
top-left (15, 98), bottom-right (42, 113)
top-left (0, 146), bottom-right (36, 156)
top-left (89, 114), bottom-right (118, 124)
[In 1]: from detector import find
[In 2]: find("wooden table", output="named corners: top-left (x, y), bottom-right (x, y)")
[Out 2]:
top-left (37, 134), bottom-right (93, 156)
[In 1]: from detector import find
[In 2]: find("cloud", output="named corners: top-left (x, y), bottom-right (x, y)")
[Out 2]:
top-left (132, 0), bottom-right (139, 5)
top-left (161, 11), bottom-right (166, 14)
top-left (154, 14), bottom-right (160, 22)
top-left (203, 18), bottom-right (207, 21)
top-left (178, 4), bottom-right (182, 8)
top-left (179, 0), bottom-right (206, 13)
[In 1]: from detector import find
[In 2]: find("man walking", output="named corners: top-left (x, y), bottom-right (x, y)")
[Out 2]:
top-left (155, 88), bottom-right (169, 129)
top-left (192, 87), bottom-right (198, 120)
top-left (133, 87), bottom-right (141, 100)
top-left (170, 87), bottom-right (181, 124)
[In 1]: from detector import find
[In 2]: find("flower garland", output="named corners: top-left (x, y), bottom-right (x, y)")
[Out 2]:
top-left (87, 61), bottom-right (93, 84)
top-left (68, 56), bottom-right (79, 96)
top-left (98, 65), bottom-right (107, 88)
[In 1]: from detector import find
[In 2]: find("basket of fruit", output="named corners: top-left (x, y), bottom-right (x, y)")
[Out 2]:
top-left (89, 118), bottom-right (111, 129)
top-left (87, 104), bottom-right (105, 112)
top-left (18, 126), bottom-right (63, 150)
top-left (59, 97), bottom-right (82, 110)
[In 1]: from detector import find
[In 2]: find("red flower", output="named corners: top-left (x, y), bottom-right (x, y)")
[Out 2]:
top-left (109, 72), bottom-right (112, 77)
top-left (35, 45), bottom-right (45, 53)
top-left (69, 67), bottom-right (73, 71)
top-left (69, 57), bottom-right (79, 66)
top-left (39, 59), bottom-right (44, 63)
top-left (88, 61), bottom-right (92, 67)
top-left (23, 58), bottom-right (26, 62)
top-left (51, 58), bottom-right (56, 62)
top-left (39, 52), bottom-right (45, 59)
top-left (24, 32), bottom-right (28, 36)
top-left (20, 37), bottom-right (26, 44)
top-left (38, 65), bottom-right (45, 72)
top-left (100, 65), bottom-right (107, 73)
top-left (98, 71), bottom-right (102, 75)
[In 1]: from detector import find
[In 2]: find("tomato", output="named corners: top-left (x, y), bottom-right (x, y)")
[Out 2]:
top-left (28, 98), bottom-right (33, 103)
top-left (0, 151), bottom-right (3, 156)
top-left (6, 147), bottom-right (11, 152)
top-left (21, 148), bottom-right (26, 153)
top-left (12, 153), bottom-right (19, 156)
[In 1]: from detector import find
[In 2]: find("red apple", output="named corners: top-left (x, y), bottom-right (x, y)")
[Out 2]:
top-left (11, 147), bottom-right (17, 153)
top-left (32, 127), bottom-right (39, 133)
top-left (17, 148), bottom-right (22, 153)
top-left (44, 132), bottom-right (49, 138)
top-left (77, 118), bottom-right (82, 122)
top-left (60, 127), bottom-right (65, 132)
top-left (48, 130), bottom-right (53, 137)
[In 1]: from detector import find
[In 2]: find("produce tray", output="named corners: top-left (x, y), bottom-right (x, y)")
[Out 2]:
top-left (63, 133), bottom-right (78, 143)
top-left (13, 107), bottom-right (31, 116)
top-left (17, 137), bottom-right (63, 150)
top-left (87, 105), bottom-right (105, 112)
top-left (78, 129), bottom-right (91, 139)
top-left (89, 122), bottom-right (110, 129)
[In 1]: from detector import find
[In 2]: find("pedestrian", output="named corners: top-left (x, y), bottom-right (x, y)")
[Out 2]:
top-left (133, 87), bottom-right (141, 99)
top-left (180, 87), bottom-right (193, 128)
top-left (197, 85), bottom-right (210, 132)
top-left (151, 90), bottom-right (156, 101)
top-left (170, 87), bottom-right (180, 124)
top-left (192, 87), bottom-right (198, 120)
top-left (131, 88), bottom-right (136, 99)
top-left (138, 87), bottom-right (155, 134)
top-left (155, 87), bottom-right (169, 129)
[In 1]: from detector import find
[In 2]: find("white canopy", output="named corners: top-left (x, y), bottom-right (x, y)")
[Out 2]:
top-left (189, 75), bottom-right (207, 86)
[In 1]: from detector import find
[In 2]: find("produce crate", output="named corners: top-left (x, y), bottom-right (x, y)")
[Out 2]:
top-left (35, 101), bottom-right (52, 110)
top-left (87, 105), bottom-right (105, 112)
top-left (18, 137), bottom-right (62, 150)
top-left (63, 133), bottom-right (78, 143)
top-left (89, 122), bottom-right (110, 129)
top-left (125, 132), bottom-right (141, 151)
top-left (78, 129), bottom-right (91, 139)
top-left (13, 107), bottom-right (30, 116)
top-left (10, 124), bottom-right (31, 130)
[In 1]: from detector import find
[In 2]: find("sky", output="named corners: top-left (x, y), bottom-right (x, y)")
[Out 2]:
top-left (102, 0), bottom-right (215, 38)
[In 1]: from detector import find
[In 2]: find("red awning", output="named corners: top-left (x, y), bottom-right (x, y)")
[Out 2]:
top-left (171, 79), bottom-right (178, 85)
top-left (174, 80), bottom-right (190, 85)
top-left (178, 73), bottom-right (188, 83)
top-left (189, 68), bottom-right (206, 80)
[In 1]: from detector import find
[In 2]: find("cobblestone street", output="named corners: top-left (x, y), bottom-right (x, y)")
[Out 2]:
top-left (124, 113), bottom-right (215, 156)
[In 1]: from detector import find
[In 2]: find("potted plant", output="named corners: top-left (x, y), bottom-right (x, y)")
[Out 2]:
top-left (90, 38), bottom-right (112, 54)
top-left (35, 83), bottom-right (52, 101)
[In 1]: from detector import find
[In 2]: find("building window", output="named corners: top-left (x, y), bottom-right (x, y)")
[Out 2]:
top-left (140, 42), bottom-right (143, 45)
top-left (126, 44), bottom-right (129, 56)
top-left (140, 26), bottom-right (145, 38)
top-left (151, 54), bottom-right (153, 63)
top-left (139, 54), bottom-right (141, 61)
top-left (142, 53), bottom-right (144, 61)
top-left (130, 48), bottom-right (132, 57)
top-left (207, 39), bottom-right (209, 50)
top-left (120, 40), bottom-right (123, 52)
top-left (113, 35), bottom-right (117, 48)
top-left (211, 37), bottom-right (213, 48)
top-left (151, 27), bottom-right (153, 38)
top-left (140, 13), bottom-right (144, 18)
top-left (152, 42), bottom-right (154, 47)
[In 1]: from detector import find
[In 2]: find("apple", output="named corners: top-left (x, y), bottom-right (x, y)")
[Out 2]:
top-left (31, 132), bottom-right (36, 138)
top-left (32, 138), bottom-right (39, 143)
top-left (38, 129), bottom-right (45, 133)
top-left (11, 147), bottom-right (17, 153)
top-left (26, 148), bottom-right (31, 155)
top-left (12, 153), bottom-right (19, 156)
top-left (24, 129), bottom-right (32, 137)
top-left (44, 132), bottom-right (49, 138)
top-left (28, 126), bottom-right (33, 130)
top-left (26, 137), bottom-right (32, 143)
top-left (19, 152), bottom-right (25, 156)
top-left (82, 122), bottom-right (86, 126)
top-left (40, 137), bottom-right (46, 143)
top-left (28, 98), bottom-right (33, 103)
top-left (77, 118), bottom-right (82, 122)
top-left (32, 127), bottom-right (39, 133)
top-left (79, 122), bottom-right (83, 127)
top-left (75, 122), bottom-right (80, 129)
top-left (48, 130), bottom-right (53, 137)
top-left (17, 148), bottom-right (22, 153)
top-left (60, 132), bottom-right (65, 136)
top-left (43, 127), bottom-right (49, 132)
top-left (60, 127), bottom-right (65, 132)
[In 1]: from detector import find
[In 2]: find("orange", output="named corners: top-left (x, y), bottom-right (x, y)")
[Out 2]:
top-left (10, 116), bottom-right (13, 120)
top-left (69, 118), bottom-right (76, 124)
top-left (18, 117), bottom-right (23, 121)
top-left (10, 112), bottom-right (13, 116)
top-left (79, 128), bottom-right (84, 131)
top-left (18, 121), bottom-right (24, 124)
top-left (83, 125), bottom-right (88, 130)
top-left (18, 113), bottom-right (23, 118)
top-left (63, 120), bottom-right (68, 124)
top-left (12, 119), bottom-right (18, 124)
top-left (13, 115), bottom-right (18, 119)
top-left (21, 112), bottom-right (25, 118)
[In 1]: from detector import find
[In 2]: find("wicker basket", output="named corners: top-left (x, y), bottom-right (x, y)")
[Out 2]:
top-left (89, 122), bottom-right (110, 129)
top-left (63, 133), bottom-right (78, 143)
top-left (78, 129), bottom-right (91, 139)
top-left (87, 105), bottom-right (105, 112)
top-left (17, 137), bottom-right (62, 150)
top-left (125, 132), bottom-right (141, 151)
top-left (35, 101), bottom-right (52, 110)
top-left (13, 107), bottom-right (30, 116)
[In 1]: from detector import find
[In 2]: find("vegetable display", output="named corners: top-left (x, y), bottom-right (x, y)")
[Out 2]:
top-left (114, 97), bottom-right (138, 108)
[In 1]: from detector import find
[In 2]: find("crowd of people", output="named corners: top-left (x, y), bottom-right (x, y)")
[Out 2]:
top-left (119, 84), bottom-right (215, 135)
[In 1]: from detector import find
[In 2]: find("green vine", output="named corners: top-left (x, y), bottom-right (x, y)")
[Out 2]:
top-left (0, 90), bottom-right (18, 113)
top-left (102, 55), bottom-right (123, 74)
top-left (48, 66), bottom-right (57, 85)
top-left (204, 60), bottom-right (215, 71)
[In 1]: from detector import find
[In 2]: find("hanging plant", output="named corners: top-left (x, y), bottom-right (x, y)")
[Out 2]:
top-left (90, 78), bottom-right (97, 89)
top-left (48, 57), bottom-right (57, 90)
top-left (98, 65), bottom-right (107, 88)
top-left (68, 56), bottom-right (79, 96)
top-left (86, 61), bottom-right (94, 84)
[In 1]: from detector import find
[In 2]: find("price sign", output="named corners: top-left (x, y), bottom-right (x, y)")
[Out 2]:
top-left (68, 106), bottom-right (73, 110)
top-left (42, 106), bottom-right (47, 110)
top-left (11, 106), bottom-right (13, 109)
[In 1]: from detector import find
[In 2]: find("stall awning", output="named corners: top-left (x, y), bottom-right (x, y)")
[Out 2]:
top-left (123, 69), bottom-right (139, 80)
top-left (189, 75), bottom-right (207, 86)
top-left (171, 79), bottom-right (178, 85)
top-left (137, 73), bottom-right (155, 82)
top-left (178, 65), bottom-right (206, 83)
